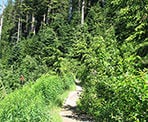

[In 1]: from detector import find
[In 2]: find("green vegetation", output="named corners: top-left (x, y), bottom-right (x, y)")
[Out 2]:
top-left (0, 0), bottom-right (148, 121)
top-left (0, 73), bottom-right (75, 121)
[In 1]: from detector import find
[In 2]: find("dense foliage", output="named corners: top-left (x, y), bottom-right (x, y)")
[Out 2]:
top-left (76, 1), bottom-right (148, 121)
top-left (0, 0), bottom-right (148, 121)
top-left (0, 73), bottom-right (74, 121)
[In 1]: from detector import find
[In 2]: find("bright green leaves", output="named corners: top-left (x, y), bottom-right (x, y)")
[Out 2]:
top-left (112, 73), bottom-right (148, 121)
top-left (76, 0), bottom-right (148, 121)
top-left (0, 74), bottom-right (74, 121)
top-left (119, 5), bottom-right (129, 14)
top-left (112, 0), bottom-right (148, 43)
top-left (0, 0), bottom-right (147, 121)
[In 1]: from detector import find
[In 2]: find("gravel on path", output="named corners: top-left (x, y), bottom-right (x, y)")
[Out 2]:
top-left (60, 85), bottom-right (93, 122)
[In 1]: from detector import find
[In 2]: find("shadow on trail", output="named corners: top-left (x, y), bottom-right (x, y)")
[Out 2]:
top-left (62, 105), bottom-right (94, 122)
top-left (60, 85), bottom-right (94, 122)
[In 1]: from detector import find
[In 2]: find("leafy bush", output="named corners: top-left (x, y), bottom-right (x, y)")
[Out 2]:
top-left (78, 72), bottom-right (148, 121)
top-left (109, 74), bottom-right (148, 121)
top-left (71, 2), bottom-right (148, 121)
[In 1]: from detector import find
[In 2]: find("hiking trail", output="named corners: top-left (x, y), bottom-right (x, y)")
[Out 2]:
top-left (60, 85), bottom-right (93, 122)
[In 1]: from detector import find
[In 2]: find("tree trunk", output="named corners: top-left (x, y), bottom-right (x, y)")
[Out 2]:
top-left (43, 14), bottom-right (46, 23)
top-left (46, 7), bottom-right (51, 24)
top-left (81, 0), bottom-right (85, 25)
top-left (0, 15), bottom-right (4, 40)
top-left (0, 14), bottom-right (3, 58)
top-left (0, 0), bottom-right (4, 40)
top-left (31, 13), bottom-right (35, 35)
top-left (68, 0), bottom-right (73, 22)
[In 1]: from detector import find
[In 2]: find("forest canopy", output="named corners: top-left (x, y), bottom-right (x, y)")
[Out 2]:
top-left (0, 0), bottom-right (148, 121)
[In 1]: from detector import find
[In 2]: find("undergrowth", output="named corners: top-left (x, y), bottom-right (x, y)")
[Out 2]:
top-left (0, 73), bottom-right (75, 121)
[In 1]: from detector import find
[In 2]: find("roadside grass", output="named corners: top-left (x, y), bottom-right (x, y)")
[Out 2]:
top-left (0, 73), bottom-right (75, 122)
top-left (50, 84), bottom-right (76, 122)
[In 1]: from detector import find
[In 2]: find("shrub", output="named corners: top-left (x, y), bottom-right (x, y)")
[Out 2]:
top-left (78, 72), bottom-right (148, 121)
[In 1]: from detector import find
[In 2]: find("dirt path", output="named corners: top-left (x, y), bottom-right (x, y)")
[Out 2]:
top-left (60, 85), bottom-right (93, 122)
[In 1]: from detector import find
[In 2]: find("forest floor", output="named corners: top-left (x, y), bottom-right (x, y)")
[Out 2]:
top-left (60, 85), bottom-right (93, 122)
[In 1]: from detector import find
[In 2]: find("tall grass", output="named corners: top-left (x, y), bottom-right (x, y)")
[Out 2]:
top-left (0, 73), bottom-right (75, 121)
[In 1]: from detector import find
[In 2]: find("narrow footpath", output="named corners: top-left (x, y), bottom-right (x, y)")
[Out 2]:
top-left (60, 85), bottom-right (93, 122)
